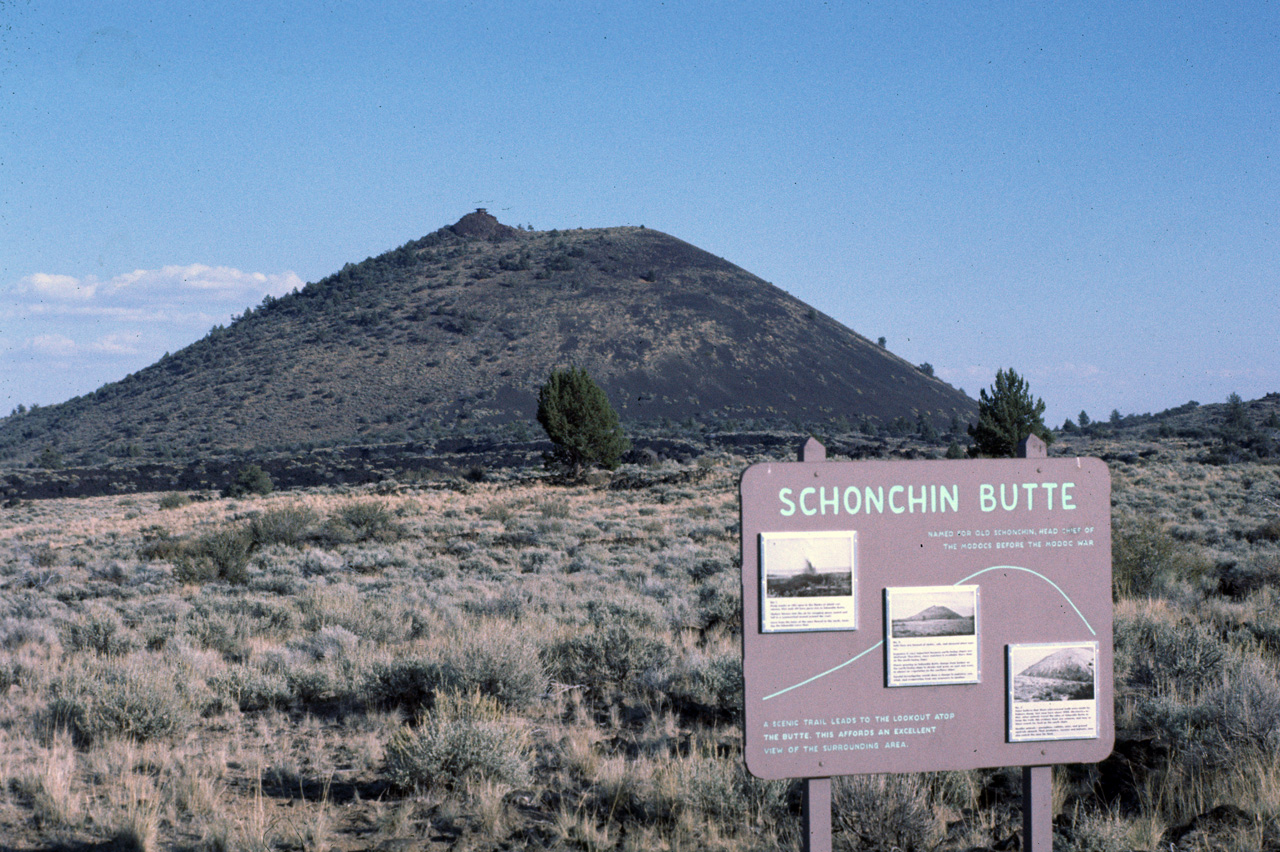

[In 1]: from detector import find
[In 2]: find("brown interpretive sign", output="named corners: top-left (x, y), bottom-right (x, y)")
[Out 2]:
top-left (740, 455), bottom-right (1113, 780)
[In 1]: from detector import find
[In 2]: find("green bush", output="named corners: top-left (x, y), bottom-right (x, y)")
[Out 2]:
top-left (1111, 607), bottom-right (1280, 811)
top-left (383, 693), bottom-right (531, 793)
top-left (363, 632), bottom-right (545, 713)
top-left (1216, 556), bottom-right (1280, 599)
top-left (138, 525), bottom-right (183, 562)
top-left (364, 656), bottom-right (445, 713)
top-left (175, 525), bottom-right (255, 584)
top-left (542, 623), bottom-right (672, 703)
top-left (158, 493), bottom-right (191, 510)
top-left (696, 573), bottom-right (742, 633)
top-left (1114, 610), bottom-right (1226, 693)
top-left (324, 500), bottom-right (400, 543)
top-left (1056, 811), bottom-right (1131, 852)
top-left (675, 754), bottom-right (790, 832)
top-left (248, 504), bottom-right (319, 547)
top-left (60, 608), bottom-right (135, 656)
top-left (444, 631), bottom-right (546, 711)
top-left (664, 649), bottom-right (744, 723)
top-left (967, 367), bottom-right (1053, 458)
top-left (536, 367), bottom-right (630, 480)
top-left (208, 664), bottom-right (292, 712)
top-left (832, 774), bottom-right (937, 852)
top-left (1112, 516), bottom-right (1214, 599)
top-left (1246, 517), bottom-right (1280, 543)
top-left (47, 656), bottom-right (195, 747)
top-left (224, 464), bottom-right (273, 498)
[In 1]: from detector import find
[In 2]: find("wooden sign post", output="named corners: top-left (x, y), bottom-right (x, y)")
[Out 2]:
top-left (740, 436), bottom-right (1112, 852)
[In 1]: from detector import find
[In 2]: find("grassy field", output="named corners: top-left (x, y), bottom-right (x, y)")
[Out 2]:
top-left (0, 429), bottom-right (1278, 851)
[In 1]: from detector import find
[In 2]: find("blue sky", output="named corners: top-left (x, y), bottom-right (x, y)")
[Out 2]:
top-left (2, 1), bottom-right (1276, 427)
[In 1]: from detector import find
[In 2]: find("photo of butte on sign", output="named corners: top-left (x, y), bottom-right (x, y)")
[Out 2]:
top-left (739, 456), bottom-right (1113, 781)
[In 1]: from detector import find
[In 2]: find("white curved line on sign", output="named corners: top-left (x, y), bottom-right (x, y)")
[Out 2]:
top-left (761, 564), bottom-right (1094, 701)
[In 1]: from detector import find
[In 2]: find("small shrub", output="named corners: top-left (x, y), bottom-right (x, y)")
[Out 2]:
top-left (289, 625), bottom-right (359, 662)
top-left (325, 500), bottom-right (400, 543)
top-left (363, 656), bottom-right (445, 713)
top-left (32, 543), bottom-right (58, 568)
top-left (697, 574), bottom-right (742, 633)
top-left (223, 464), bottom-right (273, 498)
top-left (1111, 605), bottom-right (1280, 817)
top-left (286, 664), bottom-right (355, 709)
top-left (1246, 517), bottom-right (1280, 543)
top-left (543, 623), bottom-right (672, 702)
top-left (1114, 610), bottom-right (1227, 693)
top-left (383, 692), bottom-right (531, 793)
top-left (537, 498), bottom-right (571, 519)
top-left (248, 504), bottom-right (318, 547)
top-left (671, 752), bottom-right (790, 832)
top-left (832, 774), bottom-right (937, 852)
top-left (363, 631), bottom-right (545, 713)
top-left (1112, 516), bottom-right (1214, 599)
top-left (38, 445), bottom-right (64, 470)
top-left (208, 664), bottom-right (292, 712)
top-left (184, 610), bottom-right (252, 661)
top-left (47, 657), bottom-right (195, 747)
top-left (1057, 811), bottom-right (1132, 852)
top-left (481, 501), bottom-right (516, 522)
top-left (300, 548), bottom-right (346, 576)
top-left (61, 607), bottom-right (135, 656)
top-left (443, 630), bottom-right (546, 711)
top-left (1216, 557), bottom-right (1280, 599)
top-left (175, 526), bottom-right (255, 584)
top-left (158, 493), bottom-right (191, 510)
top-left (138, 526), bottom-right (183, 562)
top-left (665, 649), bottom-right (744, 723)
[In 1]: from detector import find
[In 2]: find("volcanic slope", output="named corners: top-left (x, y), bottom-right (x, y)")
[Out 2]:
top-left (901, 605), bottom-right (965, 622)
top-left (0, 211), bottom-right (974, 463)
top-left (1020, 648), bottom-right (1095, 682)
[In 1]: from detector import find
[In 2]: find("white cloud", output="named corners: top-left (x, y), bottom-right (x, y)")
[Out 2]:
top-left (99, 264), bottom-right (304, 298)
top-left (23, 331), bottom-right (143, 357)
top-left (7, 264), bottom-right (303, 321)
top-left (28, 333), bottom-right (79, 356)
top-left (14, 265), bottom-right (302, 307)
top-left (3, 263), bottom-right (306, 407)
top-left (89, 332), bottom-right (144, 355)
top-left (19, 273), bottom-right (98, 300)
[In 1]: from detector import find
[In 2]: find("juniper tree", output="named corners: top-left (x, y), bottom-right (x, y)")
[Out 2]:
top-left (967, 368), bottom-right (1053, 458)
top-left (536, 368), bottom-right (630, 480)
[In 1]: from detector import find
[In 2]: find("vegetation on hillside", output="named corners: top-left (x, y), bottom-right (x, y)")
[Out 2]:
top-left (0, 212), bottom-right (973, 467)
top-left (0, 410), bottom-right (1278, 850)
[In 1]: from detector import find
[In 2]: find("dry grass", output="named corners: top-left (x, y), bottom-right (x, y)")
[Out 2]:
top-left (0, 441), bottom-right (1277, 850)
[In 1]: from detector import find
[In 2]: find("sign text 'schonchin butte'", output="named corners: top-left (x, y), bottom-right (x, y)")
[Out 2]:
top-left (777, 481), bottom-right (1078, 517)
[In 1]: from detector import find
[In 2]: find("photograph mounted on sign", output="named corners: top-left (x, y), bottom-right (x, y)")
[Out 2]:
top-left (885, 585), bottom-right (980, 687)
top-left (1007, 641), bottom-right (1099, 743)
top-left (759, 531), bottom-right (857, 633)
